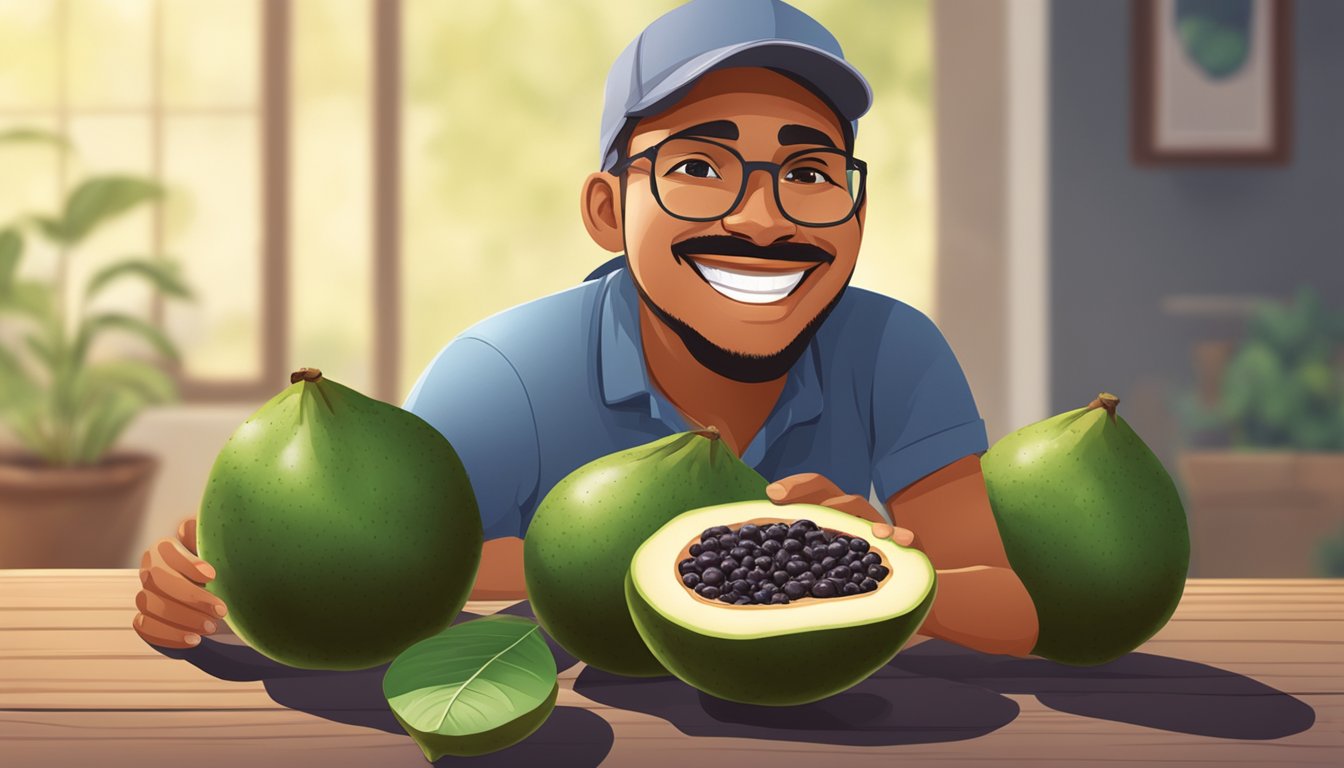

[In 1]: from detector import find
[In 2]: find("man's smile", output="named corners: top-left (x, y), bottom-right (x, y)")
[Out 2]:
top-left (686, 255), bottom-right (822, 304)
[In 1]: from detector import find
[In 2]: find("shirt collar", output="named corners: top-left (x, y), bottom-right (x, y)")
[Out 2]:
top-left (596, 265), bottom-right (825, 434)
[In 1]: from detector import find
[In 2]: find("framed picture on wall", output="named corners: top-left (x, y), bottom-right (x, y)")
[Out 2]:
top-left (1132, 0), bottom-right (1293, 165)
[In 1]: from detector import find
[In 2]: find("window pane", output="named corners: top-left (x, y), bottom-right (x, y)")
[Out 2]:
top-left (290, 0), bottom-right (372, 393)
top-left (64, 116), bottom-right (157, 363)
top-left (161, 116), bottom-right (261, 380)
top-left (67, 0), bottom-right (152, 108)
top-left (0, 1), bottom-right (59, 109)
top-left (162, 0), bottom-right (258, 109)
top-left (0, 117), bottom-right (62, 364)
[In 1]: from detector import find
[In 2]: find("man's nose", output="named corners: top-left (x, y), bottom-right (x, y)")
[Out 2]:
top-left (721, 168), bottom-right (797, 245)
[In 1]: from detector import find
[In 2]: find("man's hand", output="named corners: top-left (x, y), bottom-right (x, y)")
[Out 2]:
top-left (132, 517), bottom-right (229, 649)
top-left (766, 473), bottom-right (917, 546)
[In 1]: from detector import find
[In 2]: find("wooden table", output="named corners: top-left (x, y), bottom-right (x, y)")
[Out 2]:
top-left (2, 571), bottom-right (1341, 767)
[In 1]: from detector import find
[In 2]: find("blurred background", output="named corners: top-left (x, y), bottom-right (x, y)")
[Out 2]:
top-left (0, 0), bottom-right (1339, 576)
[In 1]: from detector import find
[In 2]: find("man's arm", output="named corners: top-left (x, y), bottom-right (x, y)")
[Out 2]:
top-left (767, 457), bottom-right (1039, 658)
top-left (472, 537), bottom-right (528, 600)
top-left (885, 455), bottom-right (1038, 657)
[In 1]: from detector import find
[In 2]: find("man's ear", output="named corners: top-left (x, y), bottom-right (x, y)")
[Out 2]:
top-left (581, 172), bottom-right (624, 253)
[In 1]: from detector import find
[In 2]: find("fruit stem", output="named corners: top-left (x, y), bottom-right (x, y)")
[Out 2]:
top-left (290, 367), bottom-right (323, 385)
top-left (1087, 392), bottom-right (1120, 423)
top-left (690, 425), bottom-right (721, 441)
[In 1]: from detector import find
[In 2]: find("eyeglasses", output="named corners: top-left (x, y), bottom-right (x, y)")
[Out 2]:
top-left (612, 136), bottom-right (867, 227)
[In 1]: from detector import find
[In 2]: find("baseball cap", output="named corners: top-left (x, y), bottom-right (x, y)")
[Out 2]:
top-left (598, 0), bottom-right (873, 171)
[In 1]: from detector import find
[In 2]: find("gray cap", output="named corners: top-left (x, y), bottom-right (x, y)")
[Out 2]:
top-left (599, 0), bottom-right (873, 170)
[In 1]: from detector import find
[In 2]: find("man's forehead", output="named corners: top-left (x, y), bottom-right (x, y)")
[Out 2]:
top-left (631, 67), bottom-right (846, 146)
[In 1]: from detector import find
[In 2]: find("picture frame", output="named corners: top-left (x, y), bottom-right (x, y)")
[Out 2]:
top-left (1132, 0), bottom-right (1293, 165)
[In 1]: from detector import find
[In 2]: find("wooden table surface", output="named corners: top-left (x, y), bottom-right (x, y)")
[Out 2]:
top-left (2, 571), bottom-right (1341, 767)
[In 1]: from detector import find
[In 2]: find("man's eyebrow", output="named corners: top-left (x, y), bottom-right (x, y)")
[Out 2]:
top-left (778, 124), bottom-right (837, 149)
top-left (669, 120), bottom-right (739, 141)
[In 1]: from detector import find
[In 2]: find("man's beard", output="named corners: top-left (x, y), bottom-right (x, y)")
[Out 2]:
top-left (630, 265), bottom-right (853, 384)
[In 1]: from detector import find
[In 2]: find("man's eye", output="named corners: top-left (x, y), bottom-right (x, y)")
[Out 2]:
top-left (785, 167), bottom-right (833, 185)
top-left (669, 159), bottom-right (721, 179)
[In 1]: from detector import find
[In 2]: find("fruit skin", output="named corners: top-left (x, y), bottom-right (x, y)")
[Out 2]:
top-left (390, 682), bottom-right (558, 760)
top-left (624, 502), bottom-right (935, 706)
top-left (524, 429), bottom-right (767, 677)
top-left (981, 395), bottom-right (1190, 666)
top-left (198, 372), bottom-right (483, 670)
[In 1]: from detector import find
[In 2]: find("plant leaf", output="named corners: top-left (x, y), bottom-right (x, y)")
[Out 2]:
top-left (73, 312), bottom-right (180, 368)
top-left (46, 176), bottom-right (164, 246)
top-left (85, 256), bottom-right (194, 303)
top-left (0, 229), bottom-right (20, 294)
top-left (0, 279), bottom-right (54, 322)
top-left (0, 127), bottom-right (72, 151)
top-left (383, 615), bottom-right (558, 760)
top-left (72, 389), bottom-right (142, 464)
top-left (77, 359), bottom-right (178, 408)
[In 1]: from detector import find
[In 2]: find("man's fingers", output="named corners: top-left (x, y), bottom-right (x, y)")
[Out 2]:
top-left (177, 517), bottom-right (198, 556)
top-left (132, 612), bottom-right (202, 649)
top-left (157, 537), bottom-right (215, 584)
top-left (135, 589), bottom-right (220, 636)
top-left (140, 559), bottom-right (228, 619)
top-left (766, 472), bottom-right (845, 504)
top-left (818, 494), bottom-right (887, 523)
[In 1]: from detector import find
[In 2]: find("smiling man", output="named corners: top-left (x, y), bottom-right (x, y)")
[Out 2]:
top-left (402, 0), bottom-right (1040, 657)
top-left (132, 0), bottom-right (1037, 660)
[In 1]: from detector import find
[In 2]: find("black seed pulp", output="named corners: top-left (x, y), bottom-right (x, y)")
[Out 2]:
top-left (679, 520), bottom-right (894, 605)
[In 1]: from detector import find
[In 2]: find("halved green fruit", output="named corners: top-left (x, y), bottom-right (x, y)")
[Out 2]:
top-left (626, 502), bottom-right (936, 706)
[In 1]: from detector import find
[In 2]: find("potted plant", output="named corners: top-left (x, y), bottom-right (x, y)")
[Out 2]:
top-left (1177, 287), bottom-right (1344, 577)
top-left (0, 128), bottom-right (194, 568)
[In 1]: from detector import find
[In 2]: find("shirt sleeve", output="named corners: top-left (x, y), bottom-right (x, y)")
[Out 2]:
top-left (870, 307), bottom-right (988, 505)
top-left (402, 336), bottom-right (541, 540)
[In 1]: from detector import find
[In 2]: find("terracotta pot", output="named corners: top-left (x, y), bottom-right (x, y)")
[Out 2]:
top-left (0, 451), bottom-right (159, 568)
top-left (1179, 451), bottom-right (1344, 577)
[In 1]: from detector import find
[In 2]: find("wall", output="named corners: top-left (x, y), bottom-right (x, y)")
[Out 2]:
top-left (1050, 0), bottom-right (1344, 474)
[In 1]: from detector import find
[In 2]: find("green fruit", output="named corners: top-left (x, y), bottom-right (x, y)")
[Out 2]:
top-left (524, 428), bottom-right (767, 676)
top-left (198, 368), bottom-right (483, 670)
top-left (981, 394), bottom-right (1190, 666)
top-left (626, 502), bottom-right (935, 706)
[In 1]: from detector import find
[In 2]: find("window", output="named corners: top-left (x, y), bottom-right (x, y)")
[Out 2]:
top-left (0, 0), bottom-right (289, 402)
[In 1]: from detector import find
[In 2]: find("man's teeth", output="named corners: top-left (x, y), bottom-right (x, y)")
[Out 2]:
top-left (693, 261), bottom-right (807, 305)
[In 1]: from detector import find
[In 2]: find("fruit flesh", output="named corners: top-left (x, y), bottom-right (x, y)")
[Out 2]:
top-left (630, 503), bottom-right (933, 639)
top-left (626, 502), bottom-right (935, 705)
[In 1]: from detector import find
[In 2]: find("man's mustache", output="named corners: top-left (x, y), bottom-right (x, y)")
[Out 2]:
top-left (670, 235), bottom-right (834, 266)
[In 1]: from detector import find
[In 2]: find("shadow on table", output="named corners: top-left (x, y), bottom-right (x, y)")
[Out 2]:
top-left (574, 657), bottom-right (1021, 746)
top-left (158, 608), bottom-right (612, 768)
top-left (885, 639), bottom-right (1316, 740)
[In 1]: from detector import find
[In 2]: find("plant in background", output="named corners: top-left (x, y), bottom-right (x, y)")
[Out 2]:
top-left (1180, 287), bottom-right (1344, 451)
top-left (0, 128), bottom-right (194, 467)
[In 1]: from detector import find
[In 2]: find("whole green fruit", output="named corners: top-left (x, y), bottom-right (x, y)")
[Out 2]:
top-left (981, 394), bottom-right (1190, 666)
top-left (198, 368), bottom-right (483, 670)
top-left (524, 428), bottom-right (767, 676)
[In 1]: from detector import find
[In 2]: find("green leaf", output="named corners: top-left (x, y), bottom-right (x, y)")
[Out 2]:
top-left (72, 389), bottom-right (142, 464)
top-left (85, 256), bottom-right (194, 303)
top-left (0, 279), bottom-right (55, 323)
top-left (77, 359), bottom-right (178, 408)
top-left (72, 313), bottom-right (180, 368)
top-left (0, 126), bottom-right (72, 151)
top-left (45, 176), bottom-right (164, 246)
top-left (23, 332), bottom-right (58, 373)
top-left (383, 615), bottom-right (558, 760)
top-left (0, 229), bottom-right (20, 293)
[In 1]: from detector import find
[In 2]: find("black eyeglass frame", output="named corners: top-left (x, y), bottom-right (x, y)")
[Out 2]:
top-left (610, 135), bottom-right (868, 228)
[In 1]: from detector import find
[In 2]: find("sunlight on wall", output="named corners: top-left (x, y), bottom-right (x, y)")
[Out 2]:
top-left (400, 0), bottom-right (933, 397)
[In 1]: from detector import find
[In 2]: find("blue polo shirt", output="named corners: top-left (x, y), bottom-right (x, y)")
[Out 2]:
top-left (402, 267), bottom-right (987, 540)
